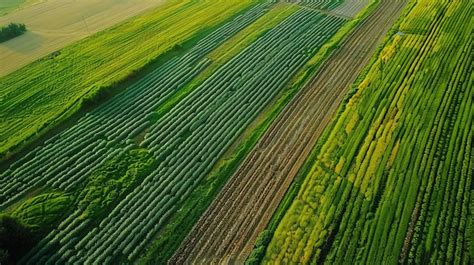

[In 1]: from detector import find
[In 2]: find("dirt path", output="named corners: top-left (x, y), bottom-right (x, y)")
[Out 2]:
top-left (0, 0), bottom-right (164, 76)
top-left (170, 0), bottom-right (407, 264)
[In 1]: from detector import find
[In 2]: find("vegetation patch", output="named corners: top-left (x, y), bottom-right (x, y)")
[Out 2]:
top-left (0, 0), bottom-right (256, 161)
top-left (0, 22), bottom-right (26, 42)
top-left (77, 148), bottom-right (155, 220)
top-left (10, 191), bottom-right (72, 232)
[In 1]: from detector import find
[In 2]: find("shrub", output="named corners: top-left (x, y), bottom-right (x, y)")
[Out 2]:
top-left (0, 23), bottom-right (26, 43)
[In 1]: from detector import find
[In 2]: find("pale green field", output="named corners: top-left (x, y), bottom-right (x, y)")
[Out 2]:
top-left (0, 0), bottom-right (43, 16)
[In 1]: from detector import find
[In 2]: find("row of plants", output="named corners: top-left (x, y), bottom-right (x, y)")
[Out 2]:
top-left (0, 3), bottom-right (279, 264)
top-left (0, 0), bottom-right (258, 159)
top-left (294, 0), bottom-right (343, 10)
top-left (261, 0), bottom-right (473, 264)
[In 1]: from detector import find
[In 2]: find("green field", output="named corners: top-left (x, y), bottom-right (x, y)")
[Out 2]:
top-left (137, 4), bottom-right (301, 263)
top-left (0, 0), bottom-right (42, 16)
top-left (0, 0), bottom-right (255, 160)
top-left (0, 0), bottom-right (471, 264)
top-left (262, 0), bottom-right (473, 263)
top-left (150, 2), bottom-right (298, 124)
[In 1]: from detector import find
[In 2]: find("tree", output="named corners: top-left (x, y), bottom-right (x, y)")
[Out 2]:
top-left (0, 23), bottom-right (27, 43)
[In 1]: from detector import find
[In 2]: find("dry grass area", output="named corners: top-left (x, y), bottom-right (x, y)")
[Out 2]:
top-left (0, 0), bottom-right (164, 76)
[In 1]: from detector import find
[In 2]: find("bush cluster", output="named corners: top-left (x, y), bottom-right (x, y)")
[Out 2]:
top-left (0, 23), bottom-right (26, 43)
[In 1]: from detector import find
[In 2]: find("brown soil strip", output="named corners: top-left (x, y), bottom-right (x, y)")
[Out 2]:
top-left (170, 0), bottom-right (406, 264)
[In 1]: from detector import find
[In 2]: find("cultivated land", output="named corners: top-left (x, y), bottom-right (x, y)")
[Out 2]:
top-left (1, 2), bottom-right (302, 264)
top-left (170, 0), bottom-right (406, 263)
top-left (0, 0), bottom-right (472, 264)
top-left (0, 0), bottom-right (255, 161)
top-left (0, 0), bottom-right (44, 16)
top-left (262, 0), bottom-right (473, 263)
top-left (0, 0), bottom-right (165, 76)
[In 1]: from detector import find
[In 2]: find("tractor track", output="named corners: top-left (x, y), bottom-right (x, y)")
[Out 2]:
top-left (170, 0), bottom-right (407, 264)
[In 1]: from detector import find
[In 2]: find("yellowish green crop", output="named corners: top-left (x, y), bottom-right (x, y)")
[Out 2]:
top-left (263, 0), bottom-right (473, 263)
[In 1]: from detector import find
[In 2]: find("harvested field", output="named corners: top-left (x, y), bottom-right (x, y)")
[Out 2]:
top-left (170, 0), bottom-right (407, 264)
top-left (0, 0), bottom-right (164, 76)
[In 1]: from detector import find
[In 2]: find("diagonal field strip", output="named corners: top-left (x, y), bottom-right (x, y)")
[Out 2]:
top-left (170, 0), bottom-right (407, 264)
top-left (0, 0), bottom-right (165, 76)
top-left (283, 0), bottom-right (370, 20)
top-left (1, 4), bottom-right (275, 264)
top-left (296, 5), bottom-right (353, 20)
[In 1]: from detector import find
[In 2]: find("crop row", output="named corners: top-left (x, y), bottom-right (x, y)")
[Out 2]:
top-left (0, 3), bottom-right (273, 263)
top-left (72, 10), bottom-right (343, 265)
top-left (0, 0), bottom-right (258, 157)
top-left (331, 0), bottom-right (370, 17)
top-left (10, 6), bottom-right (345, 265)
top-left (287, 0), bottom-right (369, 19)
top-left (293, 0), bottom-right (343, 10)
top-left (262, 0), bottom-right (472, 264)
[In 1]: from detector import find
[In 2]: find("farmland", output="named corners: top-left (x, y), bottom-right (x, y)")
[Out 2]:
top-left (0, 0), bottom-right (255, 160)
top-left (1, 2), bottom-right (273, 263)
top-left (260, 0), bottom-right (473, 263)
top-left (171, 0), bottom-right (405, 263)
top-left (0, 0), bottom-right (472, 264)
top-left (0, 0), bottom-right (43, 16)
top-left (0, 0), bottom-right (165, 76)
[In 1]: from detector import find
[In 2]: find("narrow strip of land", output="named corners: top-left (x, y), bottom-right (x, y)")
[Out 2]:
top-left (170, 0), bottom-right (407, 264)
top-left (0, 0), bottom-right (164, 76)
